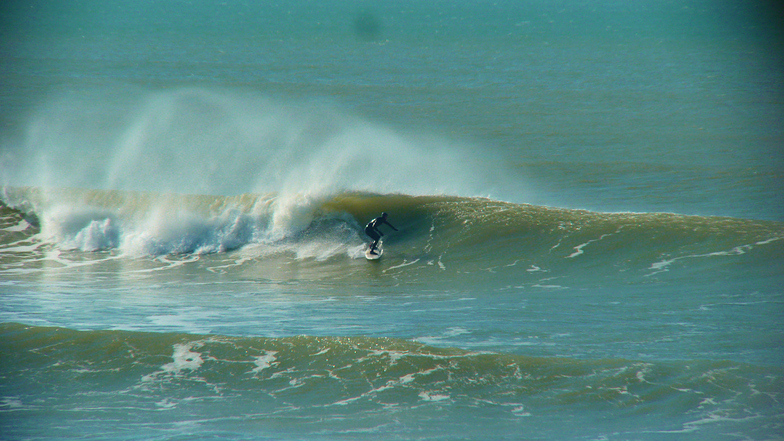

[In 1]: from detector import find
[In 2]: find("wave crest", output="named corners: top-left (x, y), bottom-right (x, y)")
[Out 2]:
top-left (2, 187), bottom-right (783, 277)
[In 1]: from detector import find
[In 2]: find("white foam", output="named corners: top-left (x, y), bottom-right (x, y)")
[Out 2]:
top-left (38, 205), bottom-right (121, 251)
top-left (0, 240), bottom-right (43, 254)
top-left (437, 256), bottom-right (447, 270)
top-left (16, 187), bottom-right (370, 262)
top-left (399, 373), bottom-right (417, 384)
top-left (565, 232), bottom-right (614, 259)
top-left (0, 396), bottom-right (26, 410)
top-left (368, 349), bottom-right (412, 365)
top-left (444, 327), bottom-right (470, 337)
top-left (646, 237), bottom-right (781, 276)
top-left (418, 391), bottom-right (450, 402)
top-left (384, 259), bottom-right (421, 272)
top-left (251, 351), bottom-right (279, 374)
top-left (163, 343), bottom-right (204, 373)
top-left (142, 342), bottom-right (204, 383)
top-left (510, 405), bottom-right (531, 416)
top-left (154, 399), bottom-right (177, 410)
top-left (2, 219), bottom-right (31, 232)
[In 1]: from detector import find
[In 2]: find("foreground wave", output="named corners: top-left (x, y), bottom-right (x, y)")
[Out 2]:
top-left (2, 322), bottom-right (782, 440)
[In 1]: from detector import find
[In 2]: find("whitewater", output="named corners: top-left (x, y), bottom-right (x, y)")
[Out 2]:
top-left (1, 1), bottom-right (783, 440)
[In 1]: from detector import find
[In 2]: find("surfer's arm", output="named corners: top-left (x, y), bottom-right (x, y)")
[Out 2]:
top-left (385, 221), bottom-right (398, 231)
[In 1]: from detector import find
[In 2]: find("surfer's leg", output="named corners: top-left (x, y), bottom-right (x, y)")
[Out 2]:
top-left (366, 228), bottom-right (380, 253)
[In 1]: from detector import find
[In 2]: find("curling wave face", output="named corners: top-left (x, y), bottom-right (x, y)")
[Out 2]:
top-left (2, 185), bottom-right (782, 280)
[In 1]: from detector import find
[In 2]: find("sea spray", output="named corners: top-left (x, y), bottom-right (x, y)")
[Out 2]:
top-left (1, 86), bottom-right (519, 201)
top-left (38, 204), bottom-right (121, 252)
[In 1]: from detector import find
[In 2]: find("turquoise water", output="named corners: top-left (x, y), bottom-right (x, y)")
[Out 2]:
top-left (1, 1), bottom-right (783, 440)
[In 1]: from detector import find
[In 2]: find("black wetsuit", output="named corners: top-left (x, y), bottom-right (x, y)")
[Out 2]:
top-left (365, 215), bottom-right (397, 253)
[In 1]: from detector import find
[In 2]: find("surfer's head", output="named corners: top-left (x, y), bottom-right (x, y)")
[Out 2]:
top-left (381, 212), bottom-right (388, 218)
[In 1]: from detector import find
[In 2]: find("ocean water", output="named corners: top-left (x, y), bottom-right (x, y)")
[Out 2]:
top-left (1, 1), bottom-right (783, 440)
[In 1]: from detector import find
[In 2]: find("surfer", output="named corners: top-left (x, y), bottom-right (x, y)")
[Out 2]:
top-left (365, 212), bottom-right (398, 255)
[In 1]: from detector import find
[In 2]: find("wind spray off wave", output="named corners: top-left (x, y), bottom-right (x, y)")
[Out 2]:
top-left (0, 86), bottom-right (517, 201)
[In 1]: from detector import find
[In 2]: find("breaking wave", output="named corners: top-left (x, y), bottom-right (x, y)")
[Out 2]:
top-left (2, 186), bottom-right (782, 280)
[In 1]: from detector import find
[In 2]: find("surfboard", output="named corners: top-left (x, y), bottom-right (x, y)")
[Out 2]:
top-left (365, 246), bottom-right (383, 260)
